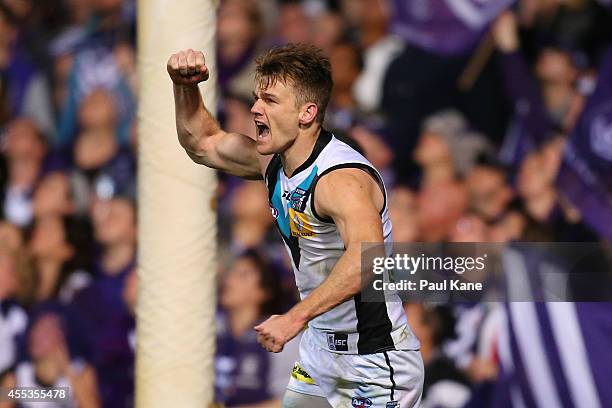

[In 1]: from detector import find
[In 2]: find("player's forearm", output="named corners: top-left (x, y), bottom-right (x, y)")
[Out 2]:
top-left (288, 245), bottom-right (363, 326)
top-left (173, 83), bottom-right (222, 154)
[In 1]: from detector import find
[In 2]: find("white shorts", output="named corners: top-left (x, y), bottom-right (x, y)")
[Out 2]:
top-left (286, 328), bottom-right (424, 408)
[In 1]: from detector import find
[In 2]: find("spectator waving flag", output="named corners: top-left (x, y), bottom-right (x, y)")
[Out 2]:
top-left (390, 0), bottom-right (515, 55)
top-left (557, 48), bottom-right (612, 241)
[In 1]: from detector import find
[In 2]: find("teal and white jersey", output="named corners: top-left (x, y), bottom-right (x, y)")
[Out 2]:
top-left (265, 130), bottom-right (420, 354)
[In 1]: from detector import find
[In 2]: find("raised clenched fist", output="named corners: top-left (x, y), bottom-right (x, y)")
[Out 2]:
top-left (167, 49), bottom-right (210, 85)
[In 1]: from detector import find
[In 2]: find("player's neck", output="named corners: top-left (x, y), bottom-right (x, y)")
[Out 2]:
top-left (280, 126), bottom-right (321, 178)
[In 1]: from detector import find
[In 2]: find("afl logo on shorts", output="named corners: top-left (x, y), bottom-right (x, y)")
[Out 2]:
top-left (351, 397), bottom-right (372, 408)
top-left (269, 204), bottom-right (279, 219)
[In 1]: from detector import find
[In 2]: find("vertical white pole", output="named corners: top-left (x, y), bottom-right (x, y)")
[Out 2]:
top-left (136, 1), bottom-right (218, 407)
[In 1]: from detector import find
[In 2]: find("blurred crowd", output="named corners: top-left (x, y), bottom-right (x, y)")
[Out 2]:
top-left (1, 0), bottom-right (611, 407)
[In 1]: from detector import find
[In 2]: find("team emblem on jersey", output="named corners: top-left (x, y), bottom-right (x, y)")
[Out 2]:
top-left (386, 401), bottom-right (400, 408)
top-left (286, 187), bottom-right (310, 212)
top-left (289, 208), bottom-right (316, 238)
top-left (351, 397), bottom-right (372, 407)
top-left (291, 362), bottom-right (315, 385)
top-left (269, 203), bottom-right (279, 219)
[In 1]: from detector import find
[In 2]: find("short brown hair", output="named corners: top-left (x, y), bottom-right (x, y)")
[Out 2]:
top-left (255, 43), bottom-right (333, 124)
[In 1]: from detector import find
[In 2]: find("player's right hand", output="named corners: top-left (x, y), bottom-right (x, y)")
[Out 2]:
top-left (167, 49), bottom-right (209, 85)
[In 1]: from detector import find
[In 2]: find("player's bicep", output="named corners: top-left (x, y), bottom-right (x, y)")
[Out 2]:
top-left (315, 170), bottom-right (384, 245)
top-left (191, 131), bottom-right (264, 180)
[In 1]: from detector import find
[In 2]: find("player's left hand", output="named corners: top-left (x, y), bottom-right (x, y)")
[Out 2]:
top-left (254, 314), bottom-right (304, 353)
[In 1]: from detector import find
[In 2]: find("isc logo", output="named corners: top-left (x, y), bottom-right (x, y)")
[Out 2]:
top-left (327, 333), bottom-right (349, 351)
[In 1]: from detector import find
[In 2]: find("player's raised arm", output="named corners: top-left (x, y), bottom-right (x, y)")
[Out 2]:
top-left (167, 49), bottom-right (264, 180)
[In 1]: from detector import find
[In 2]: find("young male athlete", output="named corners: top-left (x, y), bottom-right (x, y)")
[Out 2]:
top-left (167, 44), bottom-right (424, 408)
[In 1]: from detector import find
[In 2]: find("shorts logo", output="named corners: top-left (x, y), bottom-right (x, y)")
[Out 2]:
top-left (351, 397), bottom-right (372, 407)
top-left (386, 401), bottom-right (400, 408)
top-left (326, 333), bottom-right (349, 352)
top-left (291, 362), bottom-right (315, 385)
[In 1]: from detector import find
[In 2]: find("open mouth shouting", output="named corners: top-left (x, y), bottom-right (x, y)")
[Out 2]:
top-left (255, 120), bottom-right (270, 143)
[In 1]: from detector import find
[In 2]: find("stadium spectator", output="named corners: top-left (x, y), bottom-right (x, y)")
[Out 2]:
top-left (492, 11), bottom-right (574, 168)
top-left (465, 161), bottom-right (513, 222)
top-left (388, 185), bottom-right (419, 242)
top-left (222, 93), bottom-right (257, 139)
top-left (29, 215), bottom-right (76, 302)
top-left (28, 215), bottom-right (93, 303)
top-left (326, 40), bottom-right (363, 132)
top-left (417, 181), bottom-right (468, 242)
top-left (0, 244), bottom-right (29, 391)
top-left (415, 110), bottom-right (495, 188)
top-left (352, 0), bottom-right (404, 113)
top-left (488, 200), bottom-right (530, 243)
top-left (55, 43), bottom-right (136, 148)
top-left (276, 0), bottom-right (313, 45)
top-left (228, 181), bottom-right (275, 253)
top-left (71, 88), bottom-right (136, 206)
top-left (414, 120), bottom-right (459, 188)
top-left (215, 249), bottom-right (298, 407)
top-left (311, 7), bottom-right (345, 54)
top-left (13, 309), bottom-right (100, 408)
top-left (0, 221), bottom-right (23, 252)
top-left (1, 118), bottom-right (47, 227)
top-left (449, 212), bottom-right (489, 243)
top-left (405, 303), bottom-right (471, 408)
top-left (217, 0), bottom-right (263, 99)
top-left (348, 123), bottom-right (394, 185)
top-left (382, 0), bottom-right (511, 181)
top-left (517, 150), bottom-right (558, 222)
top-left (557, 45), bottom-right (612, 241)
top-left (32, 171), bottom-right (75, 218)
top-left (72, 197), bottom-right (136, 408)
top-left (0, 3), bottom-right (55, 135)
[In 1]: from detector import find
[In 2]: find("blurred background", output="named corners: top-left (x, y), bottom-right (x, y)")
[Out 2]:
top-left (0, 0), bottom-right (611, 407)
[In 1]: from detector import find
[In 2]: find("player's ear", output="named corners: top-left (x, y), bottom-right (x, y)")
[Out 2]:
top-left (299, 103), bottom-right (318, 126)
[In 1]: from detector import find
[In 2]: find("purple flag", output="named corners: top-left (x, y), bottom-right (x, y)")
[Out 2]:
top-left (557, 48), bottom-right (612, 241)
top-left (390, 0), bottom-right (515, 55)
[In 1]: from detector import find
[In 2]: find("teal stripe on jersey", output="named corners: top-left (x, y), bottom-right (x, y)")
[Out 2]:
top-left (272, 169), bottom-right (290, 238)
top-left (291, 166), bottom-right (318, 208)
top-left (272, 166), bottom-right (319, 238)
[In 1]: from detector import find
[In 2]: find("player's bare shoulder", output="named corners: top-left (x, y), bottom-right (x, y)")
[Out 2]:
top-left (314, 167), bottom-right (385, 219)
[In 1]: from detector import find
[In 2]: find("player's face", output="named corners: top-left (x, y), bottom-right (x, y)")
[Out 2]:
top-left (251, 79), bottom-right (301, 155)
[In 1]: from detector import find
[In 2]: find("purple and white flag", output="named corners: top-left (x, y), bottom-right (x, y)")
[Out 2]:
top-left (390, 0), bottom-right (515, 55)
top-left (557, 48), bottom-right (612, 241)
